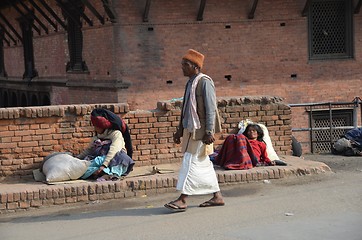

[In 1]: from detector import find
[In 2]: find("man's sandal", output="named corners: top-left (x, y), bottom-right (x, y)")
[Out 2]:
top-left (164, 202), bottom-right (187, 212)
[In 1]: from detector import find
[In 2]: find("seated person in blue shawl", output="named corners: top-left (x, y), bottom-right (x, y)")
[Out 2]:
top-left (77, 108), bottom-right (135, 181)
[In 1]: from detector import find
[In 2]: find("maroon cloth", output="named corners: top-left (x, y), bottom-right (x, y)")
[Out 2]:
top-left (214, 134), bottom-right (257, 170)
top-left (91, 115), bottom-right (112, 129)
top-left (249, 139), bottom-right (272, 165)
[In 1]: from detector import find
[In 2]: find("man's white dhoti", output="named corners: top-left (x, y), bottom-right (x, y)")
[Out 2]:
top-left (176, 132), bottom-right (220, 195)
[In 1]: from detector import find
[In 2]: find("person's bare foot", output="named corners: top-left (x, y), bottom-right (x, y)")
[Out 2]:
top-left (164, 199), bottom-right (187, 211)
top-left (170, 199), bottom-right (187, 208)
top-left (199, 197), bottom-right (225, 207)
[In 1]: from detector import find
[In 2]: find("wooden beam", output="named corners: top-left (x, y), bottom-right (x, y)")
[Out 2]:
top-left (55, 0), bottom-right (82, 27)
top-left (64, 0), bottom-right (93, 26)
top-left (0, 23), bottom-right (17, 45)
top-left (197, 0), bottom-right (206, 21)
top-left (0, 28), bottom-right (10, 46)
top-left (102, 0), bottom-right (117, 23)
top-left (17, 0), bottom-right (49, 34)
top-left (0, 12), bottom-right (23, 42)
top-left (28, 0), bottom-right (58, 32)
top-left (3, 37), bottom-right (10, 47)
top-left (355, 0), bottom-right (362, 13)
top-left (248, 0), bottom-right (259, 19)
top-left (302, 0), bottom-right (310, 17)
top-left (6, 0), bottom-right (41, 35)
top-left (143, 0), bottom-right (151, 22)
top-left (38, 0), bottom-right (67, 30)
top-left (2, 36), bottom-right (10, 47)
top-left (81, 0), bottom-right (105, 24)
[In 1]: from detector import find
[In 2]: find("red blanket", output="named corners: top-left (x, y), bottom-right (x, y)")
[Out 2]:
top-left (214, 134), bottom-right (257, 170)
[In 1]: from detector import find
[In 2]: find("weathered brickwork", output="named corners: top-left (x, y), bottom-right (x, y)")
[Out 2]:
top-left (0, 96), bottom-right (292, 178)
top-left (1, 1), bottom-right (360, 159)
top-left (1, 0), bottom-right (361, 111)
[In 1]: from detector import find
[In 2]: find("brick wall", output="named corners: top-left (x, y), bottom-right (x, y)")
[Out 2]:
top-left (0, 96), bottom-right (292, 179)
top-left (2, 0), bottom-right (361, 110)
top-left (1, 0), bottom-right (360, 152)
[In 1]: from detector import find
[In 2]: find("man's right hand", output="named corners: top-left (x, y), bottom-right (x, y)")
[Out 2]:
top-left (173, 130), bottom-right (182, 144)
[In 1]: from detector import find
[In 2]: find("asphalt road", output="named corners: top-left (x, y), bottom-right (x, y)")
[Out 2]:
top-left (0, 154), bottom-right (361, 240)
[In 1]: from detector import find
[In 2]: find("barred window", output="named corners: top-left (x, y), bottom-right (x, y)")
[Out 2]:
top-left (308, 0), bottom-right (353, 60)
top-left (311, 109), bottom-right (353, 153)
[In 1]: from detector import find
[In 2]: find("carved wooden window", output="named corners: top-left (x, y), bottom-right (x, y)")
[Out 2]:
top-left (308, 0), bottom-right (353, 60)
top-left (19, 16), bottom-right (38, 79)
top-left (0, 29), bottom-right (6, 77)
top-left (63, 0), bottom-right (88, 72)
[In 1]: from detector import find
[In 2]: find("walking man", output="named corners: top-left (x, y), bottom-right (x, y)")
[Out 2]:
top-left (164, 49), bottom-right (225, 212)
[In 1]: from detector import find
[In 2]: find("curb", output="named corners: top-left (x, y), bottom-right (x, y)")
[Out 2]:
top-left (0, 156), bottom-right (331, 213)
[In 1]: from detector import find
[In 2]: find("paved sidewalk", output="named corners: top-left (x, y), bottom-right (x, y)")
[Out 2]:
top-left (0, 156), bottom-right (331, 213)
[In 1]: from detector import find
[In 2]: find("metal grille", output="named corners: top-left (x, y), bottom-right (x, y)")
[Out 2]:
top-left (309, 0), bottom-right (353, 59)
top-left (312, 110), bottom-right (353, 153)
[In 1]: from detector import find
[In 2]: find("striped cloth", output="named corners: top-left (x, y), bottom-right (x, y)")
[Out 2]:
top-left (214, 134), bottom-right (258, 170)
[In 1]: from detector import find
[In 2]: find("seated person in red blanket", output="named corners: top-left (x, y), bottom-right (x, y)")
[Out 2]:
top-left (243, 124), bottom-right (275, 166)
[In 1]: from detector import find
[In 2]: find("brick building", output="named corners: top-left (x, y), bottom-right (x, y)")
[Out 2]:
top-left (0, 0), bottom-right (361, 152)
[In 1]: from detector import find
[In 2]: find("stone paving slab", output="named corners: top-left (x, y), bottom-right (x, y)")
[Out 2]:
top-left (0, 156), bottom-right (331, 213)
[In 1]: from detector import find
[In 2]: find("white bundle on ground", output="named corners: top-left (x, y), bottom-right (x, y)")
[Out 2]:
top-left (42, 152), bottom-right (90, 182)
